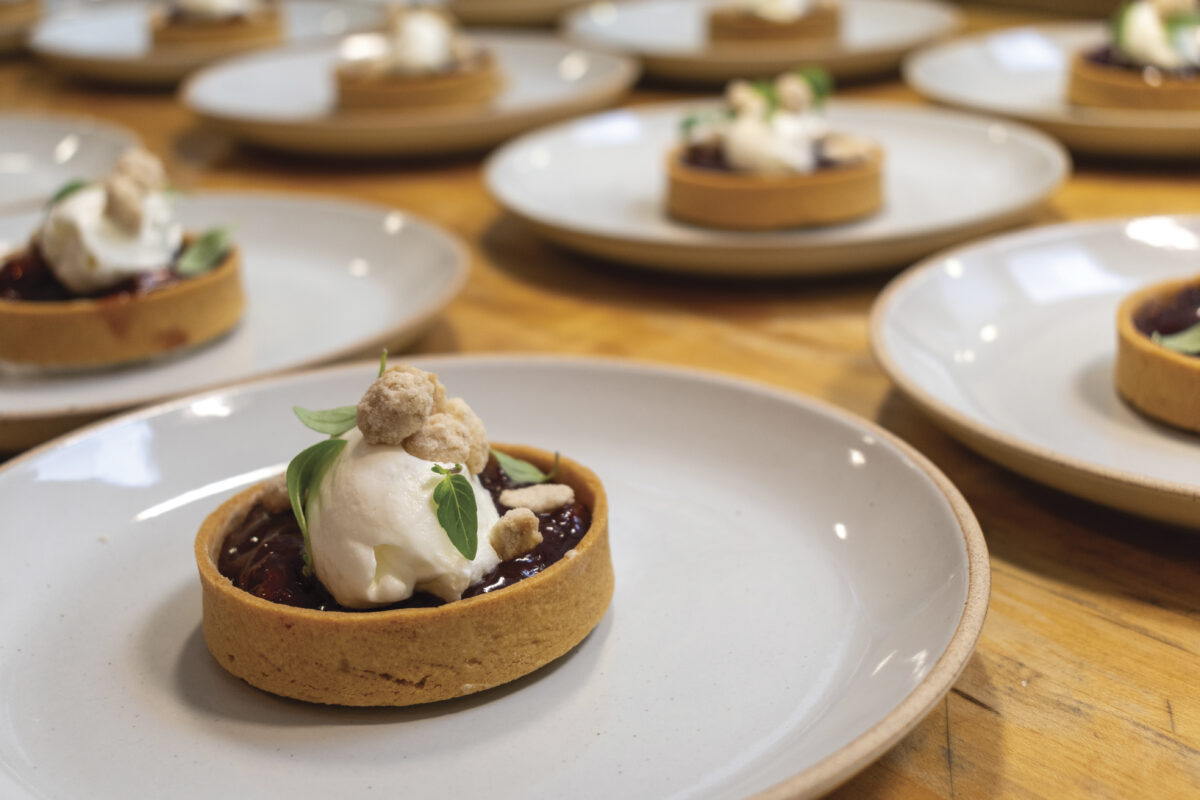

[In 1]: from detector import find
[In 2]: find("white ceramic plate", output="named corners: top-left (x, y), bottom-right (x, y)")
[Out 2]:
top-left (563, 0), bottom-right (961, 84)
top-left (871, 215), bottom-right (1200, 528)
top-left (450, 0), bottom-right (586, 26)
top-left (484, 100), bottom-right (1069, 276)
top-left (904, 23), bottom-right (1200, 159)
top-left (181, 31), bottom-right (639, 156)
top-left (0, 356), bottom-right (988, 799)
top-left (29, 0), bottom-right (384, 87)
top-left (0, 112), bottom-right (138, 212)
top-left (0, 192), bottom-right (468, 450)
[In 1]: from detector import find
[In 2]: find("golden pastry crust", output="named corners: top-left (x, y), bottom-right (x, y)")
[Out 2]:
top-left (1067, 52), bottom-right (1200, 111)
top-left (0, 245), bottom-right (244, 367)
top-left (0, 0), bottom-right (40, 29)
top-left (335, 52), bottom-right (501, 112)
top-left (665, 145), bottom-right (882, 230)
top-left (149, 3), bottom-right (282, 51)
top-left (195, 445), bottom-right (613, 707)
top-left (708, 5), bottom-right (838, 43)
top-left (1115, 277), bottom-right (1200, 432)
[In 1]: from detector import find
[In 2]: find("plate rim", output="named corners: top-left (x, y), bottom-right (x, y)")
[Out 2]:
top-left (868, 214), bottom-right (1200, 523)
top-left (0, 189), bottom-right (470, 424)
top-left (902, 21), bottom-right (1200, 132)
top-left (0, 353), bottom-right (990, 800)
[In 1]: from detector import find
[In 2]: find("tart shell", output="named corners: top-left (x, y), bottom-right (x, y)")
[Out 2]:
top-left (1067, 52), bottom-right (1200, 111)
top-left (1115, 277), bottom-right (1200, 432)
top-left (149, 4), bottom-right (282, 52)
top-left (665, 146), bottom-right (883, 231)
top-left (335, 52), bottom-right (502, 112)
top-left (0, 245), bottom-right (244, 368)
top-left (195, 445), bottom-right (614, 707)
top-left (708, 6), bottom-right (838, 43)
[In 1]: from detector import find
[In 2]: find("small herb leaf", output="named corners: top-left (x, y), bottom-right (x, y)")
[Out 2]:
top-left (48, 179), bottom-right (88, 208)
top-left (286, 438), bottom-right (348, 575)
top-left (796, 66), bottom-right (833, 105)
top-left (431, 463), bottom-right (462, 476)
top-left (176, 227), bottom-right (231, 276)
top-left (293, 405), bottom-right (358, 437)
top-left (432, 470), bottom-right (478, 560)
top-left (1153, 322), bottom-right (1200, 355)
top-left (378, 348), bottom-right (389, 377)
top-left (491, 448), bottom-right (557, 484)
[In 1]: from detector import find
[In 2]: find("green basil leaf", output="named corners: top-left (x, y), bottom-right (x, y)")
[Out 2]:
top-left (491, 448), bottom-right (557, 484)
top-left (47, 179), bottom-right (88, 208)
top-left (1166, 11), bottom-right (1200, 36)
top-left (286, 438), bottom-right (348, 575)
top-left (1112, 2), bottom-right (1136, 51)
top-left (176, 227), bottom-right (231, 276)
top-left (1152, 322), bottom-right (1200, 355)
top-left (293, 405), bottom-right (358, 437)
top-left (433, 471), bottom-right (478, 560)
top-left (431, 463), bottom-right (462, 476)
top-left (796, 66), bottom-right (833, 105)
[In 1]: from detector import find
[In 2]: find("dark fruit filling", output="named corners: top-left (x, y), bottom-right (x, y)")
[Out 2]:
top-left (217, 455), bottom-right (592, 611)
top-left (682, 140), bottom-right (844, 172)
top-left (1134, 284), bottom-right (1200, 346)
top-left (1085, 44), bottom-right (1200, 80)
top-left (0, 242), bottom-right (188, 302)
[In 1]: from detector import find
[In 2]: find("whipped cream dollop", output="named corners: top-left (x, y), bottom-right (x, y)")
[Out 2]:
top-left (307, 429), bottom-right (502, 608)
top-left (723, 0), bottom-right (835, 22)
top-left (1117, 0), bottom-right (1200, 70)
top-left (36, 148), bottom-right (182, 295)
top-left (171, 0), bottom-right (265, 20)
top-left (339, 8), bottom-right (474, 75)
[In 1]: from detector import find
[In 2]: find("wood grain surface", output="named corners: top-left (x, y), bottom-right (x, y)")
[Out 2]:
top-left (2, 4), bottom-right (1198, 797)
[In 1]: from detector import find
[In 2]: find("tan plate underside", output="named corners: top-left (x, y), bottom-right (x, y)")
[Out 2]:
top-left (1115, 277), bottom-right (1200, 432)
top-left (195, 444), bottom-right (614, 707)
top-left (665, 147), bottom-right (882, 231)
top-left (708, 6), bottom-right (838, 43)
top-left (0, 245), bottom-right (244, 369)
top-left (335, 56), bottom-right (501, 112)
top-left (870, 244), bottom-right (1200, 529)
top-left (1067, 52), bottom-right (1200, 112)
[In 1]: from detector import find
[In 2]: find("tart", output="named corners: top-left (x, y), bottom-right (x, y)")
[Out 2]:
top-left (708, 1), bottom-right (839, 44)
top-left (195, 365), bottom-right (613, 706)
top-left (334, 9), bottom-right (500, 112)
top-left (1115, 275), bottom-right (1200, 432)
top-left (666, 70), bottom-right (883, 231)
top-left (149, 0), bottom-right (282, 52)
top-left (1068, 1), bottom-right (1200, 111)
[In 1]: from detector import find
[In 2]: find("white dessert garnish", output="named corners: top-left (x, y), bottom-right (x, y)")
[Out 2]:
top-left (1117, 0), bottom-right (1200, 70)
top-left (723, 0), bottom-right (837, 22)
top-left (338, 9), bottom-right (476, 76)
top-left (36, 148), bottom-right (182, 295)
top-left (170, 0), bottom-right (265, 21)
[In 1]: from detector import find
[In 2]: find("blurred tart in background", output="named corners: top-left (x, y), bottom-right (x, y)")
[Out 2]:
top-left (708, 0), bottom-right (840, 44)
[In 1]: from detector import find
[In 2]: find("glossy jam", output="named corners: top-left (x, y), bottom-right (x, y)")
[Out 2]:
top-left (1134, 284), bottom-right (1200, 341)
top-left (1085, 44), bottom-right (1200, 79)
top-left (0, 243), bottom-right (185, 302)
top-left (217, 456), bottom-right (592, 611)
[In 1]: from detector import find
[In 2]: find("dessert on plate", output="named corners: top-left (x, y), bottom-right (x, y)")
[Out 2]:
top-left (335, 7), bottom-right (500, 111)
top-left (708, 0), bottom-right (840, 44)
top-left (1116, 275), bottom-right (1200, 432)
top-left (195, 360), bottom-right (613, 706)
top-left (1068, 0), bottom-right (1200, 110)
top-left (665, 69), bottom-right (882, 230)
top-left (0, 148), bottom-right (243, 368)
top-left (150, 0), bottom-right (282, 52)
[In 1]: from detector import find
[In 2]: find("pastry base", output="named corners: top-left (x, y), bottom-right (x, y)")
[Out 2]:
top-left (0, 245), bottom-right (244, 368)
top-left (1115, 277), bottom-right (1200, 433)
top-left (195, 445), bottom-right (614, 707)
top-left (708, 6), bottom-right (838, 44)
top-left (335, 54), bottom-right (501, 112)
top-left (665, 146), bottom-right (883, 231)
top-left (1067, 52), bottom-right (1200, 111)
top-left (149, 4), bottom-right (282, 52)
top-left (0, 0), bottom-right (40, 29)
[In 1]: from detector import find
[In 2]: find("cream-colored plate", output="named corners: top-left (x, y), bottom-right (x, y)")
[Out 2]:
top-left (563, 0), bottom-right (960, 84)
top-left (904, 22), bottom-right (1200, 159)
top-left (181, 31), bottom-right (638, 156)
top-left (871, 215), bottom-right (1200, 528)
top-left (484, 100), bottom-right (1068, 276)
top-left (29, 0), bottom-right (383, 87)
top-left (450, 0), bottom-right (586, 26)
top-left (0, 192), bottom-right (468, 452)
top-left (0, 356), bottom-right (988, 798)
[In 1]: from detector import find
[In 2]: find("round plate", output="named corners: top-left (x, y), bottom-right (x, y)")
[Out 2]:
top-left (871, 215), bottom-right (1200, 529)
top-left (484, 100), bottom-right (1068, 276)
top-left (450, 0), bottom-right (586, 26)
top-left (0, 112), bottom-right (139, 212)
top-left (0, 356), bottom-right (988, 799)
top-left (0, 192), bottom-right (468, 451)
top-left (904, 22), bottom-right (1200, 159)
top-left (562, 0), bottom-right (961, 84)
top-left (181, 31), bottom-right (639, 156)
top-left (29, 0), bottom-right (384, 88)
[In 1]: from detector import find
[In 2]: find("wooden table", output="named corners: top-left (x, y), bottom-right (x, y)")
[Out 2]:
top-left (2, 5), bottom-right (1198, 798)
